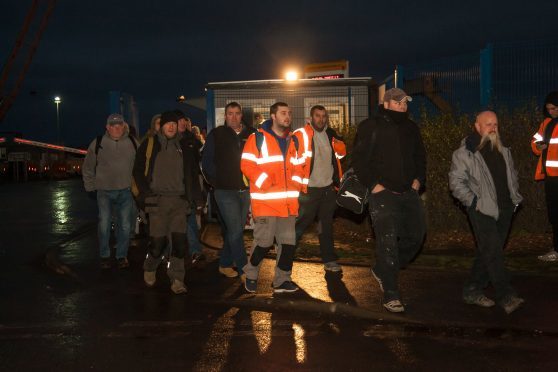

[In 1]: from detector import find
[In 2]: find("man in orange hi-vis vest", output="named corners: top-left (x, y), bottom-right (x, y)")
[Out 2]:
top-left (241, 102), bottom-right (306, 293)
top-left (532, 91), bottom-right (558, 262)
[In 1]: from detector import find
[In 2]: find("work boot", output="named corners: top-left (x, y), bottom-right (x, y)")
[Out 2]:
top-left (170, 279), bottom-right (187, 294)
top-left (144, 271), bottom-right (156, 287)
top-left (502, 296), bottom-right (525, 314)
top-left (219, 266), bottom-right (238, 278)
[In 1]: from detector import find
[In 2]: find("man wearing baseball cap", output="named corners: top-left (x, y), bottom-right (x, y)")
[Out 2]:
top-left (352, 88), bottom-right (426, 313)
top-left (82, 113), bottom-right (138, 270)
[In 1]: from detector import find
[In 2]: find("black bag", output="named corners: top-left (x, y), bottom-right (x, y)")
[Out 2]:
top-left (336, 168), bottom-right (369, 214)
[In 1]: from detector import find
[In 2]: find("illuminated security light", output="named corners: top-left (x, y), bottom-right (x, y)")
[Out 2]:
top-left (176, 95), bottom-right (186, 103)
top-left (54, 96), bottom-right (61, 103)
top-left (285, 71), bottom-right (298, 81)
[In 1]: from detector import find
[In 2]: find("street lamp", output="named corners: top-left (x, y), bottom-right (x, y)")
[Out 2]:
top-left (54, 96), bottom-right (61, 144)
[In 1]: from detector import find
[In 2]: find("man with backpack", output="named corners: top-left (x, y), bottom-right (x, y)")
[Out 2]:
top-left (133, 111), bottom-right (197, 294)
top-left (241, 102), bottom-right (306, 293)
top-left (82, 113), bottom-right (137, 270)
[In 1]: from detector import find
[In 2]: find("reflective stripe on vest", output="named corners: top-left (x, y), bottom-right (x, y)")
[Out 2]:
top-left (250, 191), bottom-right (300, 200)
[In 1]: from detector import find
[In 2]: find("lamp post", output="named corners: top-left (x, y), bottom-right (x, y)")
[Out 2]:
top-left (54, 96), bottom-right (61, 144)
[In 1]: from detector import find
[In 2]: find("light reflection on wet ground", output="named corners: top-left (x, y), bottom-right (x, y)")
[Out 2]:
top-left (0, 179), bottom-right (96, 264)
top-left (292, 323), bottom-right (307, 363)
top-left (193, 307), bottom-right (238, 372)
top-left (250, 310), bottom-right (272, 354)
top-left (52, 187), bottom-right (70, 232)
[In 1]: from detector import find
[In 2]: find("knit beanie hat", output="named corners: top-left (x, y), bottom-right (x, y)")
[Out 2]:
top-left (160, 111), bottom-right (179, 128)
top-left (543, 91), bottom-right (558, 118)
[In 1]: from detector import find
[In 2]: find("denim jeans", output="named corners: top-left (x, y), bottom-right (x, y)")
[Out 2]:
top-left (295, 185), bottom-right (338, 263)
top-left (368, 190), bottom-right (426, 302)
top-left (214, 189), bottom-right (250, 274)
top-left (464, 205), bottom-right (516, 304)
top-left (97, 188), bottom-right (133, 259)
top-left (187, 209), bottom-right (202, 255)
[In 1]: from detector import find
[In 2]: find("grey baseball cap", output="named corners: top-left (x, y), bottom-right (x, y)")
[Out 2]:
top-left (106, 113), bottom-right (125, 125)
top-left (383, 88), bottom-right (412, 103)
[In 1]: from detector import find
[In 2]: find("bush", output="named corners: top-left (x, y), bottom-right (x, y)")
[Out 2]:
top-left (341, 103), bottom-right (550, 233)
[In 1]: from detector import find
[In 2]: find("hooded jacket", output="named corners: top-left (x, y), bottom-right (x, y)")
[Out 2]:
top-left (449, 133), bottom-right (523, 220)
top-left (240, 120), bottom-right (305, 217)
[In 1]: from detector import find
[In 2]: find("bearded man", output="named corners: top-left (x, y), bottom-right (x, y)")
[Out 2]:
top-left (449, 110), bottom-right (525, 314)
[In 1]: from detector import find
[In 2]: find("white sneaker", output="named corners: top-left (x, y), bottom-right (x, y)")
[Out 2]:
top-left (538, 250), bottom-right (558, 262)
top-left (144, 271), bottom-right (156, 287)
top-left (170, 279), bottom-right (187, 294)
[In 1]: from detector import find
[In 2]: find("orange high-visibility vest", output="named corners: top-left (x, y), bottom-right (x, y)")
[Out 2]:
top-left (241, 129), bottom-right (306, 217)
top-left (293, 123), bottom-right (346, 193)
top-left (532, 117), bottom-right (558, 180)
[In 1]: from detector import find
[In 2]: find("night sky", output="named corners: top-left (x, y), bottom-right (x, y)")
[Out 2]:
top-left (1, 0), bottom-right (555, 147)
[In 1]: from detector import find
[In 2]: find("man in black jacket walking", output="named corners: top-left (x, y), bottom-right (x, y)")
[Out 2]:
top-left (353, 88), bottom-right (426, 313)
top-left (201, 102), bottom-right (256, 278)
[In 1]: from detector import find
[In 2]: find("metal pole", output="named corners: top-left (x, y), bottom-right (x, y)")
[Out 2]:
top-left (55, 101), bottom-right (60, 144)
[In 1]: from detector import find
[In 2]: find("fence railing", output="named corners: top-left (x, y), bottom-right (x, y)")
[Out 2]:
top-left (381, 39), bottom-right (558, 116)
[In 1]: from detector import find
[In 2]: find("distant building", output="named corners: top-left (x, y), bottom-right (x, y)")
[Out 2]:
top-left (205, 77), bottom-right (377, 132)
top-left (0, 133), bottom-right (86, 182)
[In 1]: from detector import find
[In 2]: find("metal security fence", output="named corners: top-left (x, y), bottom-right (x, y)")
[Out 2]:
top-left (382, 39), bottom-right (558, 116)
top-left (492, 40), bottom-right (558, 108)
top-left (206, 78), bottom-right (376, 132)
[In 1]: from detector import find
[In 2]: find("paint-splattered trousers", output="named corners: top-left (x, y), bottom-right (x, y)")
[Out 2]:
top-left (368, 189), bottom-right (426, 302)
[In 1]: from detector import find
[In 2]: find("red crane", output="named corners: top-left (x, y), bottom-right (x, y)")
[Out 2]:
top-left (0, 0), bottom-right (57, 122)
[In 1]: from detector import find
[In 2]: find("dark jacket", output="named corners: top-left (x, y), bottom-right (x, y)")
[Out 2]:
top-left (352, 106), bottom-right (426, 193)
top-left (201, 124), bottom-right (256, 190)
top-left (133, 133), bottom-right (197, 208)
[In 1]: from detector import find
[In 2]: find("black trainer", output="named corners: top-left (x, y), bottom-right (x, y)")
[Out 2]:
top-left (273, 281), bottom-right (299, 293)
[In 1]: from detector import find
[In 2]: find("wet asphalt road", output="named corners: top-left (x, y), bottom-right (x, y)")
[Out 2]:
top-left (1, 179), bottom-right (558, 371)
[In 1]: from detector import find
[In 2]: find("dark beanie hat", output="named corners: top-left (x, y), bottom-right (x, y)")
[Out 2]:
top-left (543, 91), bottom-right (558, 118)
top-left (160, 111), bottom-right (179, 127)
top-left (174, 109), bottom-right (186, 120)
